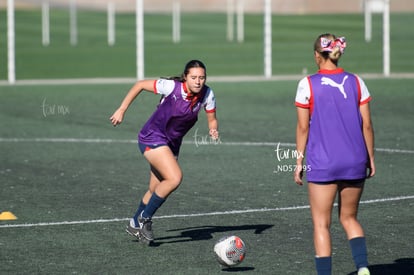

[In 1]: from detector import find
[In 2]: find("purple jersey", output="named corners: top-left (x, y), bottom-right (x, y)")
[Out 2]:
top-left (139, 79), bottom-right (215, 155)
top-left (295, 68), bottom-right (372, 182)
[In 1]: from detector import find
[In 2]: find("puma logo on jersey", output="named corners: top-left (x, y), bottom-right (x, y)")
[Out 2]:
top-left (321, 75), bottom-right (348, 99)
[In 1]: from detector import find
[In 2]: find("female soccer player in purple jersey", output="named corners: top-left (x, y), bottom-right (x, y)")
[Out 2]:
top-left (294, 34), bottom-right (375, 275)
top-left (110, 60), bottom-right (219, 244)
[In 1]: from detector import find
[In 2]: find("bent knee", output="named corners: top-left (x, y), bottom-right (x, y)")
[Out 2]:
top-left (167, 173), bottom-right (183, 188)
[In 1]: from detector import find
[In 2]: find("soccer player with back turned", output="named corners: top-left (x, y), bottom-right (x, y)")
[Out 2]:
top-left (294, 34), bottom-right (375, 275)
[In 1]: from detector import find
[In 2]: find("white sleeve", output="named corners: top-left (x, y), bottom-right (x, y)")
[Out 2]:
top-left (356, 75), bottom-right (371, 103)
top-left (295, 77), bottom-right (311, 107)
top-left (203, 88), bottom-right (216, 112)
top-left (154, 79), bottom-right (175, 97)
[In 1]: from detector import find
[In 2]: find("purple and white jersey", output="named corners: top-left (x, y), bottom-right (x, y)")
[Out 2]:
top-left (139, 79), bottom-right (216, 155)
top-left (295, 68), bottom-right (372, 182)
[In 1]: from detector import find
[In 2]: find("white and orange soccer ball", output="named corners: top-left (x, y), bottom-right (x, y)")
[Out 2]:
top-left (214, 235), bottom-right (246, 267)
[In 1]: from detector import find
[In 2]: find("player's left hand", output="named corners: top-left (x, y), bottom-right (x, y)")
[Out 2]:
top-left (209, 128), bottom-right (219, 140)
top-left (367, 158), bottom-right (376, 178)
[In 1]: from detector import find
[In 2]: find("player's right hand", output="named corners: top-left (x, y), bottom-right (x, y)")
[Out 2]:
top-left (109, 109), bottom-right (125, 126)
top-left (294, 165), bottom-right (304, 186)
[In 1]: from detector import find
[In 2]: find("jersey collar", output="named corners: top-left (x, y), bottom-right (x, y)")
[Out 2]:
top-left (318, 68), bottom-right (344, 74)
top-left (183, 82), bottom-right (205, 108)
top-left (183, 82), bottom-right (203, 100)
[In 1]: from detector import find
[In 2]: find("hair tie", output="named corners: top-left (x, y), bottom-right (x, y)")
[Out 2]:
top-left (320, 37), bottom-right (347, 54)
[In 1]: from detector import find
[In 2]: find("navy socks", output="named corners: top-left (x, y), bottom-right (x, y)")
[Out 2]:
top-left (133, 200), bottom-right (146, 225)
top-left (132, 193), bottom-right (166, 226)
top-left (349, 237), bottom-right (369, 269)
top-left (313, 237), bottom-right (368, 274)
top-left (315, 256), bottom-right (332, 275)
top-left (141, 192), bottom-right (165, 219)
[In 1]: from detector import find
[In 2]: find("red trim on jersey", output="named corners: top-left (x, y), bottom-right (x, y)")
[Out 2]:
top-left (295, 102), bottom-right (309, 108)
top-left (360, 96), bottom-right (372, 105)
top-left (205, 108), bottom-right (216, 113)
top-left (355, 74), bottom-right (362, 103)
top-left (183, 82), bottom-right (189, 94)
top-left (153, 80), bottom-right (158, 94)
top-left (307, 76), bottom-right (315, 115)
top-left (183, 82), bottom-right (206, 109)
top-left (354, 76), bottom-right (372, 105)
top-left (318, 68), bottom-right (345, 74)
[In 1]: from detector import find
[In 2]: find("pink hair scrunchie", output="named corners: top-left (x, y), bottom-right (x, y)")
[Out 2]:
top-left (320, 37), bottom-right (347, 54)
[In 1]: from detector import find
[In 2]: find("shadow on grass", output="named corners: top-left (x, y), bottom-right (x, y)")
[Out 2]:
top-left (152, 224), bottom-right (273, 246)
top-left (220, 266), bottom-right (255, 272)
top-left (347, 258), bottom-right (414, 275)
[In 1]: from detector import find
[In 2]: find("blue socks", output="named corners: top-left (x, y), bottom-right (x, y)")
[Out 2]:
top-left (315, 256), bottom-right (332, 275)
top-left (314, 237), bottom-right (368, 274)
top-left (133, 200), bottom-right (146, 226)
top-left (349, 237), bottom-right (369, 269)
top-left (132, 193), bottom-right (166, 226)
top-left (141, 192), bottom-right (165, 219)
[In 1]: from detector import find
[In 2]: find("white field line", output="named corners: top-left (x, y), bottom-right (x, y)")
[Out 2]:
top-left (0, 137), bottom-right (413, 154)
top-left (0, 195), bottom-right (413, 229)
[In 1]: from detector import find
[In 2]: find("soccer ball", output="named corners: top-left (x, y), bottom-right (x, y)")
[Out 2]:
top-left (214, 235), bottom-right (246, 267)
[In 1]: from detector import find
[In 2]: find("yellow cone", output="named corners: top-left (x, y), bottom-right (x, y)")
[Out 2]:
top-left (0, 211), bottom-right (17, 220)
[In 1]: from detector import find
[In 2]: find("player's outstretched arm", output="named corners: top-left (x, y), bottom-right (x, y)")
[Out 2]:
top-left (110, 79), bottom-right (155, 126)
